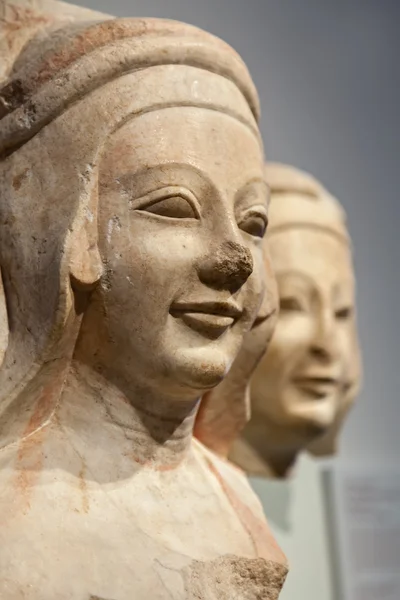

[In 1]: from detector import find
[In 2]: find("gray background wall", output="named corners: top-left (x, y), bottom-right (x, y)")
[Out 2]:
top-left (76, 0), bottom-right (400, 596)
top-left (77, 0), bottom-right (400, 467)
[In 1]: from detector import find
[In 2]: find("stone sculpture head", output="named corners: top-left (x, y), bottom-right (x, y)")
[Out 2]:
top-left (196, 163), bottom-right (361, 473)
top-left (306, 312), bottom-right (362, 457)
top-left (0, 18), bottom-right (273, 445)
top-left (234, 163), bottom-right (362, 476)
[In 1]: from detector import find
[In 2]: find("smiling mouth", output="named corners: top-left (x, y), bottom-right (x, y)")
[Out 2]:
top-left (170, 301), bottom-right (242, 340)
top-left (292, 377), bottom-right (339, 399)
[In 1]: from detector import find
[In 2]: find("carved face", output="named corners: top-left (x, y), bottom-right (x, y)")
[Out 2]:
top-left (307, 317), bottom-right (361, 455)
top-left (251, 228), bottom-right (355, 435)
top-left (83, 107), bottom-right (268, 395)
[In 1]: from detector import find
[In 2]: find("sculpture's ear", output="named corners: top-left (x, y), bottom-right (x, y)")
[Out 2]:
top-left (69, 222), bottom-right (103, 292)
top-left (0, 267), bottom-right (9, 367)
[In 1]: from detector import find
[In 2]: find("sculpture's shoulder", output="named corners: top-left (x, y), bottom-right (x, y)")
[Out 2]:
top-left (0, 428), bottom-right (288, 599)
top-left (193, 439), bottom-right (288, 568)
top-left (194, 437), bottom-right (264, 510)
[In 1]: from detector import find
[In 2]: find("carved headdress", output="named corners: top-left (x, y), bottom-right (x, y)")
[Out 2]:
top-left (266, 162), bottom-right (350, 243)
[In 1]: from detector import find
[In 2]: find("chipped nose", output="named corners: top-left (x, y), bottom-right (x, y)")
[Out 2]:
top-left (197, 240), bottom-right (253, 292)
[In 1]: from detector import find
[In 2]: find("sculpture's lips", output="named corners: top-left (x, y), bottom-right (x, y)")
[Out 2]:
top-left (171, 301), bottom-right (242, 319)
top-left (170, 301), bottom-right (242, 339)
top-left (292, 376), bottom-right (339, 399)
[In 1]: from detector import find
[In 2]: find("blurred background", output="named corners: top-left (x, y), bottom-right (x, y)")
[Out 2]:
top-left (76, 1), bottom-right (400, 598)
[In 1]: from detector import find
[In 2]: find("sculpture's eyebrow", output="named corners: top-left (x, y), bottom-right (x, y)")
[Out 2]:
top-left (276, 270), bottom-right (354, 296)
top-left (275, 270), bottom-right (316, 286)
top-left (115, 162), bottom-right (216, 193)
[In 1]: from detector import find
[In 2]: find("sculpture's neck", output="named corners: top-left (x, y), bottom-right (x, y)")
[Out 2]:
top-left (194, 383), bottom-right (249, 459)
top-left (237, 417), bottom-right (300, 479)
top-left (61, 361), bottom-right (200, 469)
top-left (0, 359), bottom-right (199, 469)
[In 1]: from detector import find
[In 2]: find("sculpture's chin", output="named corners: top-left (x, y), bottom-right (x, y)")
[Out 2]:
top-left (172, 346), bottom-right (233, 393)
top-left (282, 391), bottom-right (338, 440)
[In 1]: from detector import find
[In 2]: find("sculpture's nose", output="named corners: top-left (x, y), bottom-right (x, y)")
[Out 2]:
top-left (310, 309), bottom-right (341, 363)
top-left (197, 240), bottom-right (253, 293)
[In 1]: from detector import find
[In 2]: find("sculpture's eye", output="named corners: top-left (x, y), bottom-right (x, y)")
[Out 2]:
top-left (143, 196), bottom-right (197, 219)
top-left (134, 186), bottom-right (200, 221)
top-left (238, 210), bottom-right (268, 238)
top-left (335, 306), bottom-right (353, 320)
top-left (279, 297), bottom-right (303, 312)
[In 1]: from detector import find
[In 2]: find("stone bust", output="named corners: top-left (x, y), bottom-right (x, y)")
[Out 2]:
top-left (196, 163), bottom-right (361, 478)
top-left (0, 10), bottom-right (287, 599)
